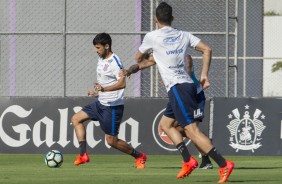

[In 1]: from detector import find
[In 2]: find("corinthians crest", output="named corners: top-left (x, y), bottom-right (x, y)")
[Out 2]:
top-left (227, 105), bottom-right (266, 152)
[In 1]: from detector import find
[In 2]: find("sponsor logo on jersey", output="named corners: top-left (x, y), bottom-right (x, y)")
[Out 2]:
top-left (168, 64), bottom-right (184, 69)
top-left (166, 48), bottom-right (183, 55)
top-left (163, 35), bottom-right (181, 44)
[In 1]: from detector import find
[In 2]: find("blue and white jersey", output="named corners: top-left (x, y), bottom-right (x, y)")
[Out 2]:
top-left (139, 26), bottom-right (200, 92)
top-left (96, 53), bottom-right (124, 106)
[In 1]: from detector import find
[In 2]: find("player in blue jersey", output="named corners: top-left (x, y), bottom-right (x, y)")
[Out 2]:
top-left (71, 33), bottom-right (146, 168)
top-left (122, 2), bottom-right (234, 182)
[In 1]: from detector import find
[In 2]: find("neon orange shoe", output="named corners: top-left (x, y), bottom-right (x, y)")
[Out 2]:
top-left (177, 156), bottom-right (198, 179)
top-left (218, 160), bottom-right (234, 183)
top-left (135, 153), bottom-right (147, 169)
top-left (74, 153), bottom-right (90, 166)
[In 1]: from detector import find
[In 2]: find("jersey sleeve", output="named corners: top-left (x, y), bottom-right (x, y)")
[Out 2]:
top-left (187, 32), bottom-right (201, 48)
top-left (112, 55), bottom-right (123, 80)
top-left (139, 33), bottom-right (153, 53)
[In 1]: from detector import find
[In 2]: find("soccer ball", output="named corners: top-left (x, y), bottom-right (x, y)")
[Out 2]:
top-left (45, 150), bottom-right (63, 168)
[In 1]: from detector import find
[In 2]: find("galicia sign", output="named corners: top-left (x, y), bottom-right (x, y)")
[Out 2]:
top-left (0, 101), bottom-right (141, 153)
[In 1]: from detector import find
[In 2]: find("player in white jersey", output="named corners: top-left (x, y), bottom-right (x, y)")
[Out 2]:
top-left (124, 2), bottom-right (234, 182)
top-left (167, 54), bottom-right (212, 169)
top-left (71, 33), bottom-right (146, 168)
top-left (175, 55), bottom-right (213, 169)
top-left (121, 54), bottom-right (214, 169)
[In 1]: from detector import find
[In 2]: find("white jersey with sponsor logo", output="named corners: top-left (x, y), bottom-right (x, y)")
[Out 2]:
top-left (139, 26), bottom-right (200, 92)
top-left (96, 53), bottom-right (124, 106)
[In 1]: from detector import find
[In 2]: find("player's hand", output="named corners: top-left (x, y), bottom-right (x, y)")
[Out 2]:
top-left (93, 83), bottom-right (104, 95)
top-left (148, 54), bottom-right (154, 62)
top-left (200, 76), bottom-right (210, 90)
top-left (87, 89), bottom-right (96, 96)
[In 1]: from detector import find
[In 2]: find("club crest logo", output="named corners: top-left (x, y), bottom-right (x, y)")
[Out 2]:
top-left (152, 109), bottom-right (191, 151)
top-left (103, 64), bottom-right (109, 71)
top-left (227, 105), bottom-right (266, 152)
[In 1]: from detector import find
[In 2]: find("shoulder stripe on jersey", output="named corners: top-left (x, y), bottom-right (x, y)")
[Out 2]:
top-left (113, 55), bottom-right (123, 69)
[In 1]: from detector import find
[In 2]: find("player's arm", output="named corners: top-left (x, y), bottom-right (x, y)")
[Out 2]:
top-left (95, 76), bottom-right (126, 92)
top-left (186, 54), bottom-right (193, 76)
top-left (134, 50), bottom-right (156, 70)
top-left (103, 75), bottom-right (126, 92)
top-left (195, 41), bottom-right (212, 89)
top-left (121, 51), bottom-right (156, 77)
top-left (123, 33), bottom-right (156, 77)
top-left (95, 71), bottom-right (126, 92)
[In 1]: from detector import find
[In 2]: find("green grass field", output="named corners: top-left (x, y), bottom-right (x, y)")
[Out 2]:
top-left (0, 154), bottom-right (281, 184)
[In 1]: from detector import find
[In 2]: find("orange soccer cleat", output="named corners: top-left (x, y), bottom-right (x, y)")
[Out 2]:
top-left (135, 153), bottom-right (147, 169)
top-left (177, 156), bottom-right (198, 179)
top-left (218, 160), bottom-right (234, 183)
top-left (74, 153), bottom-right (90, 166)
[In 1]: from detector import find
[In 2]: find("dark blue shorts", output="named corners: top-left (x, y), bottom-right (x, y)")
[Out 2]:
top-left (163, 83), bottom-right (205, 128)
top-left (82, 101), bottom-right (124, 136)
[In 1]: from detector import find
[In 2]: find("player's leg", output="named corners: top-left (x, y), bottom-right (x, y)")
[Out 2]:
top-left (162, 87), bottom-right (199, 179)
top-left (172, 120), bottom-right (201, 163)
top-left (195, 91), bottom-right (233, 178)
top-left (173, 120), bottom-right (186, 137)
top-left (199, 154), bottom-right (213, 169)
top-left (159, 115), bottom-right (198, 179)
top-left (184, 122), bottom-right (234, 182)
top-left (197, 134), bottom-right (213, 170)
top-left (100, 104), bottom-right (146, 168)
top-left (105, 134), bottom-right (133, 154)
top-left (174, 121), bottom-right (213, 169)
top-left (184, 123), bottom-right (213, 155)
top-left (170, 83), bottom-right (234, 181)
top-left (105, 134), bottom-right (146, 168)
top-left (71, 110), bottom-right (91, 165)
top-left (160, 116), bottom-right (186, 145)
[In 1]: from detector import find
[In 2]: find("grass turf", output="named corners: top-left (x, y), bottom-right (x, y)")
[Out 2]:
top-left (0, 154), bottom-right (281, 184)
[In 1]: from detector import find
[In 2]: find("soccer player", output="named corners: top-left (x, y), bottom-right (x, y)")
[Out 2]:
top-left (174, 54), bottom-right (213, 169)
top-left (71, 33), bottom-right (146, 168)
top-left (121, 54), bottom-right (213, 169)
top-left (123, 2), bottom-right (234, 182)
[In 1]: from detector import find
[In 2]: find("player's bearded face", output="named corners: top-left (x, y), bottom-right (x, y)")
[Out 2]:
top-left (94, 44), bottom-right (107, 59)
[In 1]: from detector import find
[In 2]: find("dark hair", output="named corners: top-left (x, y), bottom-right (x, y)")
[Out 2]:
top-left (156, 2), bottom-right (173, 25)
top-left (93, 33), bottom-right (112, 50)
